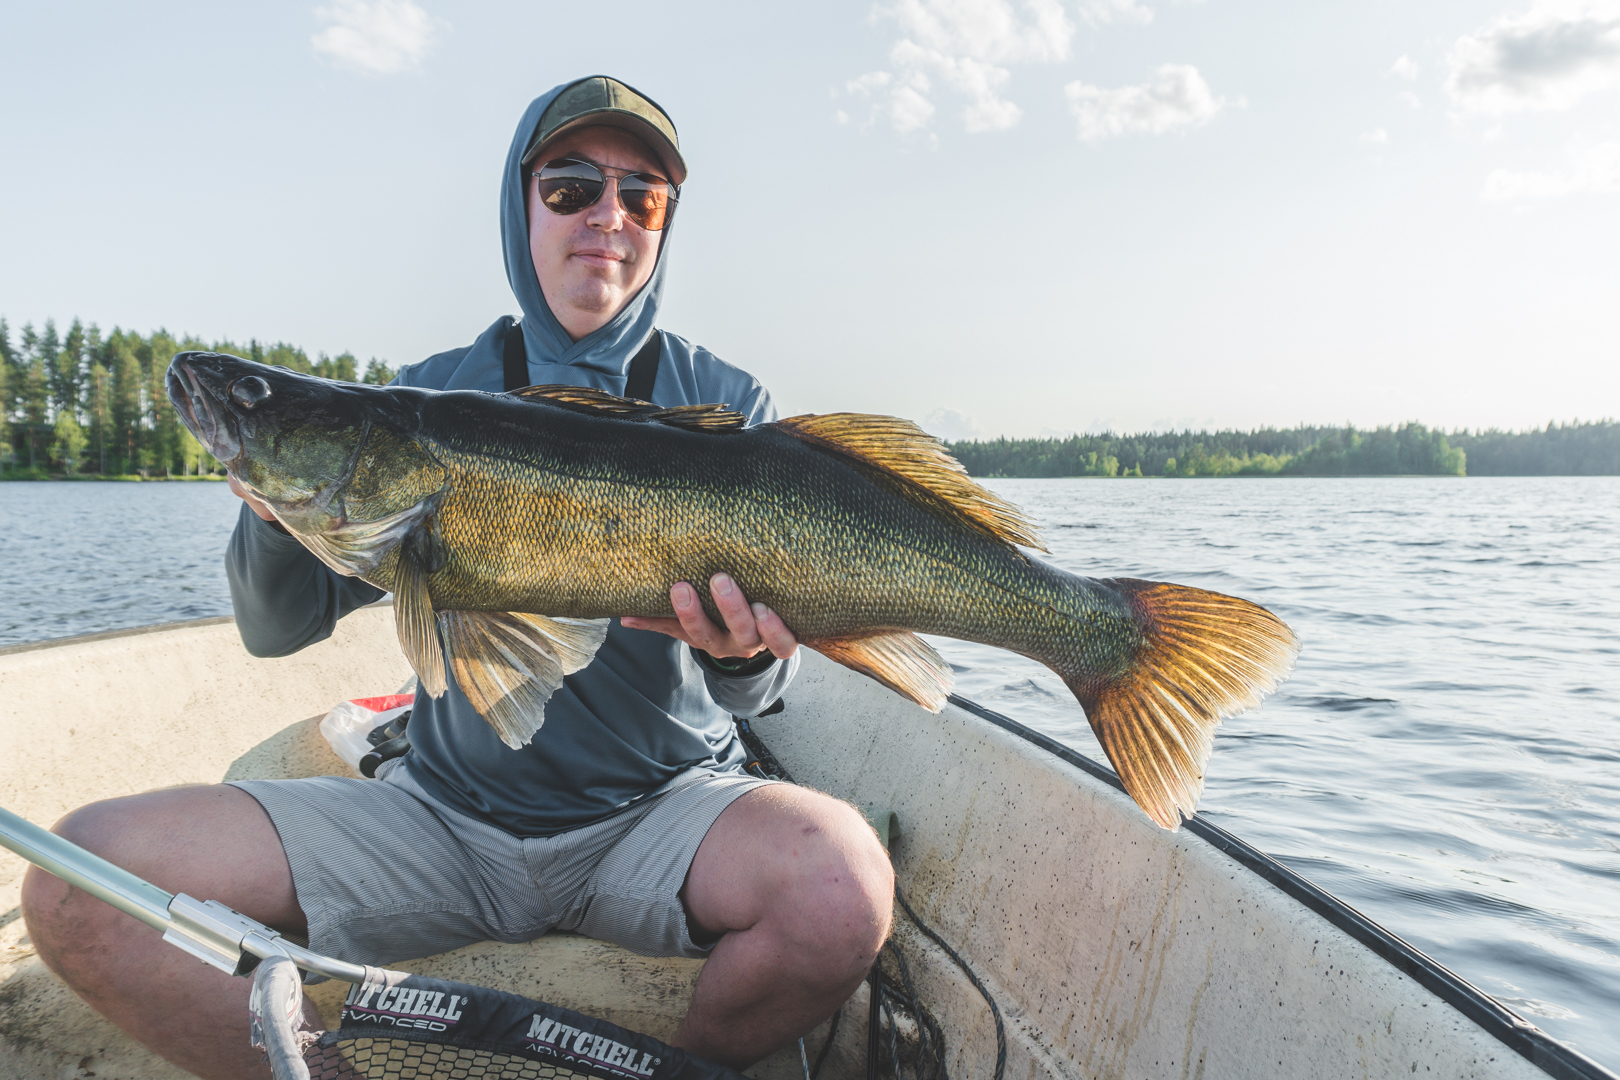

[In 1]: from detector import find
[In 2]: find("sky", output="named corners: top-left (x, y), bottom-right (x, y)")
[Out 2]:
top-left (2, 0), bottom-right (1618, 439)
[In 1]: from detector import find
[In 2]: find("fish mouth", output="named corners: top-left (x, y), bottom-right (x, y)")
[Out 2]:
top-left (166, 355), bottom-right (243, 466)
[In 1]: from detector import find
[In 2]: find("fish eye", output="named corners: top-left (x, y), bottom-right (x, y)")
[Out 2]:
top-left (229, 376), bottom-right (272, 409)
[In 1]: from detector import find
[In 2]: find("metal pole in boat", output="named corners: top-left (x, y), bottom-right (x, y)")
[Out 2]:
top-left (0, 802), bottom-right (368, 984)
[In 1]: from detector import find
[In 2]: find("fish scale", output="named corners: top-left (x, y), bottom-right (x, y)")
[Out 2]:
top-left (167, 351), bottom-right (1300, 829)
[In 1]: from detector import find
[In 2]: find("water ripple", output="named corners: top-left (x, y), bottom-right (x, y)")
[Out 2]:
top-left (940, 476), bottom-right (1620, 1071)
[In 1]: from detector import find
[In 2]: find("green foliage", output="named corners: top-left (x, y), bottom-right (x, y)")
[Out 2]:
top-left (1281, 424), bottom-right (1465, 477)
top-left (2, 317), bottom-right (391, 478)
top-left (363, 358), bottom-right (397, 385)
top-left (53, 411), bottom-right (87, 473)
top-left (950, 422), bottom-right (1485, 478)
top-left (1448, 421), bottom-right (1620, 475)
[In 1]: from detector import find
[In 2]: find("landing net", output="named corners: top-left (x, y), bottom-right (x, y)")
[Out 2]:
top-left (252, 958), bottom-right (745, 1080)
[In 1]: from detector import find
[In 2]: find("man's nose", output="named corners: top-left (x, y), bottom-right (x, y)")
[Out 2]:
top-left (583, 176), bottom-right (627, 231)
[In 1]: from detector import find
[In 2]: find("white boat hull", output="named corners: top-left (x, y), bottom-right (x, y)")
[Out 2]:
top-left (0, 610), bottom-right (1603, 1079)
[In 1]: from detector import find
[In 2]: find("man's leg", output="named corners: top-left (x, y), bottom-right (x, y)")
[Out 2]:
top-left (674, 784), bottom-right (893, 1068)
top-left (19, 784), bottom-right (310, 1080)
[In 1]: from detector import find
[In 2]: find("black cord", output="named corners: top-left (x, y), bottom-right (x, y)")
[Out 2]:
top-left (734, 715), bottom-right (1001, 1080)
top-left (867, 969), bottom-right (882, 1080)
top-left (810, 1004), bottom-right (841, 1080)
top-left (893, 885), bottom-right (1006, 1080)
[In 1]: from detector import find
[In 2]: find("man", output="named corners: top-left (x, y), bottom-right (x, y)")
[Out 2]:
top-left (21, 76), bottom-right (893, 1078)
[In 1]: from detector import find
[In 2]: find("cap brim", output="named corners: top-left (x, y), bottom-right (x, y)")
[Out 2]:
top-left (521, 113), bottom-right (687, 186)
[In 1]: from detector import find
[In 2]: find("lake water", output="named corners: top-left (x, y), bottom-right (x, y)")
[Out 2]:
top-left (1, 477), bottom-right (1617, 1070)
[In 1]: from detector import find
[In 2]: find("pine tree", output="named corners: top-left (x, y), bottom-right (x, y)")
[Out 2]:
top-left (53, 317), bottom-right (87, 421)
top-left (109, 329), bottom-right (145, 475)
top-left (19, 324), bottom-right (50, 469)
top-left (147, 330), bottom-right (184, 475)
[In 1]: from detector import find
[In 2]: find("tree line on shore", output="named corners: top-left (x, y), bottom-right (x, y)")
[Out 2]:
top-left (5, 316), bottom-right (1614, 480)
top-left (947, 420), bottom-right (1620, 478)
top-left (0, 317), bottom-right (394, 478)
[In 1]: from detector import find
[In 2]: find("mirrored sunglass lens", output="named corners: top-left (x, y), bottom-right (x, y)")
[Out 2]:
top-left (618, 175), bottom-right (674, 231)
top-left (537, 160), bottom-right (603, 214)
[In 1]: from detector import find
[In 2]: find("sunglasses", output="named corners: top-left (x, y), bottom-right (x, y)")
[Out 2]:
top-left (532, 157), bottom-right (679, 232)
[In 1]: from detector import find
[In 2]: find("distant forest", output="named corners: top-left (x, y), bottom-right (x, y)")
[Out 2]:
top-left (5, 315), bottom-right (1615, 480)
top-left (948, 421), bottom-right (1620, 478)
top-left (0, 317), bottom-right (394, 478)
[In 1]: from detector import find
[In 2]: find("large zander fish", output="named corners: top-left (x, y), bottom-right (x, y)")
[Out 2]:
top-left (168, 351), bottom-right (1298, 829)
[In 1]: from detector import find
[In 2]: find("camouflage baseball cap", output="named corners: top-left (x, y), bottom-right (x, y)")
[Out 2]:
top-left (521, 76), bottom-right (687, 185)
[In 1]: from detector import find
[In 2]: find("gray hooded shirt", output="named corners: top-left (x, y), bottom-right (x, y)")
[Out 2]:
top-left (226, 82), bottom-right (798, 836)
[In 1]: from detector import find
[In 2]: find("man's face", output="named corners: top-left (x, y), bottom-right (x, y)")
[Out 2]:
top-left (526, 125), bottom-right (667, 342)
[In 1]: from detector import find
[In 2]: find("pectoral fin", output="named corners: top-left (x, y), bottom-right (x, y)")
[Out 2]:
top-left (809, 631), bottom-right (954, 713)
top-left (294, 499), bottom-right (437, 578)
top-left (394, 547), bottom-right (447, 698)
top-left (438, 611), bottom-right (611, 748)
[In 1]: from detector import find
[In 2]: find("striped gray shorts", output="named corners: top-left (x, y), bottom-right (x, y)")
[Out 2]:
top-left (229, 760), bottom-right (773, 975)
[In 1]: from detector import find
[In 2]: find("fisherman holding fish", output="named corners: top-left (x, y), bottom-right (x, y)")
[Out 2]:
top-left (22, 77), bottom-right (896, 1077)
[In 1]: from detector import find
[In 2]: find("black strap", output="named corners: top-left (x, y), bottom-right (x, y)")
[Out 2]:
top-left (502, 319), bottom-right (661, 402)
top-left (624, 331), bottom-right (662, 402)
top-left (500, 316), bottom-right (528, 393)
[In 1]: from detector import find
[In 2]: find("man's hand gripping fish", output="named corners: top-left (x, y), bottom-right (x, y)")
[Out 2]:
top-left (168, 351), bottom-right (1299, 829)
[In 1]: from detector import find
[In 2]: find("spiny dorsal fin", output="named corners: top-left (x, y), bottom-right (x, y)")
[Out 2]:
top-left (809, 631), bottom-right (954, 712)
top-left (776, 413), bottom-right (1046, 552)
top-left (508, 385), bottom-right (747, 433)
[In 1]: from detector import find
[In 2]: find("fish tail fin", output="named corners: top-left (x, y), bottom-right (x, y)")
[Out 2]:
top-left (1053, 579), bottom-right (1299, 830)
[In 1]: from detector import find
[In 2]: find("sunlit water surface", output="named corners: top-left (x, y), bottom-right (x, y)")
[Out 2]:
top-left (2, 477), bottom-right (1617, 1068)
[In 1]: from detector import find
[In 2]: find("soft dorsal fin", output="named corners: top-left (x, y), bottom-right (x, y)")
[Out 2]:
top-left (508, 384), bottom-right (747, 433)
top-left (776, 413), bottom-right (1046, 552)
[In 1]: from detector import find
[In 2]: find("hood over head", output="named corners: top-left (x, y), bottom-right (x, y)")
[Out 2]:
top-left (501, 78), bottom-right (679, 382)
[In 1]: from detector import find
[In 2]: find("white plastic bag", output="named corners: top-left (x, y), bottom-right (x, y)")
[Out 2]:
top-left (319, 694), bottom-right (413, 773)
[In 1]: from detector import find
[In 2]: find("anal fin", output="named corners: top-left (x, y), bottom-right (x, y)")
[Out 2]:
top-left (809, 631), bottom-right (954, 713)
top-left (394, 549), bottom-right (447, 698)
top-left (439, 611), bottom-right (611, 748)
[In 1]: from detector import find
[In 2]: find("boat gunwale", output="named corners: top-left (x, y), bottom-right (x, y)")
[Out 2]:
top-left (3, 618), bottom-right (1609, 1079)
top-left (946, 693), bottom-right (1618, 1080)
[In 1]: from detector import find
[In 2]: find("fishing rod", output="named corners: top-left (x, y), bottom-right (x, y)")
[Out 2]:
top-left (0, 802), bottom-right (367, 985)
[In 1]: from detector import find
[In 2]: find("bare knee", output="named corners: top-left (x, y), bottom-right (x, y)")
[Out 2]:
top-left (22, 785), bottom-right (300, 969)
top-left (21, 799), bottom-right (149, 971)
top-left (780, 800), bottom-right (894, 981)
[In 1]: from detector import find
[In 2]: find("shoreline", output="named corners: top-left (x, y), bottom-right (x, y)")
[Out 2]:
top-left (0, 473), bottom-right (228, 482)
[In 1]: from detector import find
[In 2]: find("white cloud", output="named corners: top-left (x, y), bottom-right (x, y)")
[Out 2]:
top-left (883, 0), bottom-right (1076, 63)
top-left (844, 0), bottom-right (1157, 136)
top-left (1445, 0), bottom-right (1620, 115)
top-left (1077, 0), bottom-right (1154, 27)
top-left (1361, 127), bottom-right (1390, 144)
top-left (1064, 64), bottom-right (1230, 140)
top-left (1481, 140), bottom-right (1620, 199)
top-left (924, 408), bottom-right (985, 441)
top-left (312, 0), bottom-right (441, 75)
top-left (1390, 54), bottom-right (1421, 80)
top-left (1398, 90), bottom-right (1423, 110)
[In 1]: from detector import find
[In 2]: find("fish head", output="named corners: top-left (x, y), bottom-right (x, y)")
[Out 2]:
top-left (167, 352), bottom-right (446, 572)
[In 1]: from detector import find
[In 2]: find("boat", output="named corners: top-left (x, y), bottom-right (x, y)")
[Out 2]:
top-left (1, 608), bottom-right (1613, 1079)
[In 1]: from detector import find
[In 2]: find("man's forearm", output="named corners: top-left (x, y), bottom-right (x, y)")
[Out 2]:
top-left (225, 504), bottom-right (386, 657)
